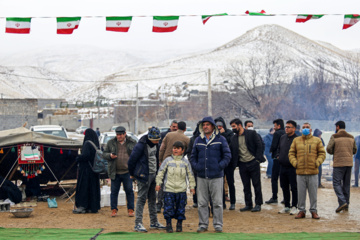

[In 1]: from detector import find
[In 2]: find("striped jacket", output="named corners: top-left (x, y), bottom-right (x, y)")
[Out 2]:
top-left (156, 155), bottom-right (195, 193)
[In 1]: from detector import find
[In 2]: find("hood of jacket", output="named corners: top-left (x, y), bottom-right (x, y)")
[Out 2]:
top-left (313, 129), bottom-right (322, 137)
top-left (199, 116), bottom-right (219, 138)
top-left (214, 116), bottom-right (228, 131)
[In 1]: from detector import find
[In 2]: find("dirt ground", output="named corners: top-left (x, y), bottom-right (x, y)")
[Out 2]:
top-left (2, 171), bottom-right (360, 234)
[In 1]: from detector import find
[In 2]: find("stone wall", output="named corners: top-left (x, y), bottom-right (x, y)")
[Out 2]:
top-left (0, 99), bottom-right (38, 130)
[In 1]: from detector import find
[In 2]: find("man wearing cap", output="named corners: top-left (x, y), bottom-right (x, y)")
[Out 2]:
top-left (191, 116), bottom-right (231, 233)
top-left (128, 126), bottom-right (166, 232)
top-left (103, 126), bottom-right (137, 217)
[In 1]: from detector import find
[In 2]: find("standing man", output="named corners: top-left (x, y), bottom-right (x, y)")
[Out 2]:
top-left (158, 120), bottom-right (178, 147)
top-left (103, 126), bottom-right (137, 217)
top-left (95, 128), bottom-right (101, 137)
top-left (157, 121), bottom-right (190, 212)
top-left (278, 120), bottom-right (298, 215)
top-left (128, 127), bottom-right (166, 232)
top-left (191, 116), bottom-right (231, 233)
top-left (266, 119), bottom-right (286, 204)
top-left (215, 116), bottom-right (235, 210)
top-left (326, 121), bottom-right (357, 213)
top-left (229, 118), bottom-right (264, 213)
top-left (264, 128), bottom-right (275, 178)
top-left (353, 135), bottom-right (360, 187)
top-left (289, 122), bottom-right (326, 219)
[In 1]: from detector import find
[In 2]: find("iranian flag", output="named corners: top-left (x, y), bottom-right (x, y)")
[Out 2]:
top-left (6, 18), bottom-right (31, 34)
top-left (106, 16), bottom-right (132, 32)
top-left (245, 10), bottom-right (272, 16)
top-left (201, 13), bottom-right (228, 25)
top-left (296, 15), bottom-right (324, 23)
top-left (153, 16), bottom-right (179, 32)
top-left (24, 153), bottom-right (40, 161)
top-left (57, 17), bottom-right (81, 34)
top-left (343, 14), bottom-right (360, 29)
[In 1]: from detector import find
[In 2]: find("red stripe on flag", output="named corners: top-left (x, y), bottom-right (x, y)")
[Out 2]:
top-left (152, 26), bottom-right (178, 32)
top-left (57, 29), bottom-right (75, 34)
top-left (203, 17), bottom-right (211, 24)
top-left (296, 15), bottom-right (313, 23)
top-left (106, 27), bottom-right (130, 32)
top-left (343, 24), bottom-right (353, 29)
top-left (6, 28), bottom-right (30, 34)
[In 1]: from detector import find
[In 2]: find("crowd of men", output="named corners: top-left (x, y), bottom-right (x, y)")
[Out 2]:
top-left (102, 117), bottom-right (358, 233)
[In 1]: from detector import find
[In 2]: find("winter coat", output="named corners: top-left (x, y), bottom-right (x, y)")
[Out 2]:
top-left (158, 129), bottom-right (171, 147)
top-left (288, 135), bottom-right (326, 175)
top-left (190, 116), bottom-right (231, 179)
top-left (159, 130), bottom-right (190, 163)
top-left (128, 135), bottom-right (160, 183)
top-left (270, 128), bottom-right (286, 159)
top-left (326, 129), bottom-right (357, 167)
top-left (277, 133), bottom-right (297, 168)
top-left (355, 136), bottom-right (360, 160)
top-left (156, 155), bottom-right (196, 193)
top-left (214, 116), bottom-right (234, 144)
top-left (103, 135), bottom-right (137, 180)
top-left (264, 133), bottom-right (273, 155)
top-left (229, 129), bottom-right (265, 169)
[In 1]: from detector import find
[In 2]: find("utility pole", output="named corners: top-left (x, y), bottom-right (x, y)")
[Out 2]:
top-left (207, 69), bottom-right (212, 116)
top-left (135, 83), bottom-right (139, 135)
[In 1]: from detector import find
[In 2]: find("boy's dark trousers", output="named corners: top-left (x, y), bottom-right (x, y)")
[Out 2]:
top-left (163, 191), bottom-right (187, 223)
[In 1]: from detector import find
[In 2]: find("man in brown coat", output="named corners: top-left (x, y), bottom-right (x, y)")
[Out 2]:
top-left (289, 122), bottom-right (326, 220)
top-left (157, 121), bottom-right (190, 212)
top-left (326, 121), bottom-right (357, 213)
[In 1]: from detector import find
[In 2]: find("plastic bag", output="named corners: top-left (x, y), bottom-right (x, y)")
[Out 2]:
top-left (47, 198), bottom-right (58, 208)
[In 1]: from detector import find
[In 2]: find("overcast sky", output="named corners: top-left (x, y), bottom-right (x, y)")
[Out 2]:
top-left (0, 0), bottom-right (359, 58)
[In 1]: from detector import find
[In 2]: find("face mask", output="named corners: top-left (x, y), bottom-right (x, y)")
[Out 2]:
top-left (247, 127), bottom-right (254, 130)
top-left (302, 128), bottom-right (310, 136)
top-left (232, 128), bottom-right (239, 134)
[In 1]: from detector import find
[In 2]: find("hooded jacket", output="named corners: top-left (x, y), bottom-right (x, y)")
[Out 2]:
top-left (214, 116), bottom-right (234, 144)
top-left (326, 129), bottom-right (357, 167)
top-left (128, 135), bottom-right (160, 183)
top-left (190, 116), bottom-right (231, 179)
top-left (270, 124), bottom-right (286, 159)
top-left (289, 134), bottom-right (326, 175)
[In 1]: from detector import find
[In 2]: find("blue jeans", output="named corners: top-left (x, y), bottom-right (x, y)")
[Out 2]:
top-left (111, 173), bottom-right (134, 210)
top-left (265, 154), bottom-right (273, 177)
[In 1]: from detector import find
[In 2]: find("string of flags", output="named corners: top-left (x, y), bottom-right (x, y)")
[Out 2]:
top-left (3, 11), bottom-right (360, 34)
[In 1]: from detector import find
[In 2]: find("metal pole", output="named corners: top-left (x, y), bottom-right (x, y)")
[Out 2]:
top-left (207, 69), bottom-right (212, 116)
top-left (135, 83), bottom-right (139, 134)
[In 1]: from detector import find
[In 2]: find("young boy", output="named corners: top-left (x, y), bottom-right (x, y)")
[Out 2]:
top-left (155, 141), bottom-right (196, 233)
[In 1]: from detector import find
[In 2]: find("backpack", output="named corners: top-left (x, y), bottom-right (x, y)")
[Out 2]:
top-left (87, 140), bottom-right (108, 174)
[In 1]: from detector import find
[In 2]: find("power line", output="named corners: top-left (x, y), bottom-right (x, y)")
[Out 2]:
top-left (0, 70), bottom-right (206, 83)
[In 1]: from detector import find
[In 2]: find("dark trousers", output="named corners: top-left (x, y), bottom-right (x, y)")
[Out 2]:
top-left (111, 173), bottom-right (134, 210)
top-left (224, 167), bottom-right (236, 204)
top-left (271, 159), bottom-right (280, 199)
top-left (279, 166), bottom-right (297, 208)
top-left (193, 172), bottom-right (198, 204)
top-left (239, 160), bottom-right (263, 206)
top-left (318, 165), bottom-right (322, 185)
top-left (163, 192), bottom-right (187, 221)
top-left (333, 167), bottom-right (352, 206)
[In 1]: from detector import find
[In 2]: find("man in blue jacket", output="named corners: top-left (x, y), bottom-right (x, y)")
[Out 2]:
top-left (128, 126), bottom-right (166, 233)
top-left (190, 116), bottom-right (231, 233)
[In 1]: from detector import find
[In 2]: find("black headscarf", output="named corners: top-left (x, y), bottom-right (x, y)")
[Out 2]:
top-left (83, 128), bottom-right (100, 149)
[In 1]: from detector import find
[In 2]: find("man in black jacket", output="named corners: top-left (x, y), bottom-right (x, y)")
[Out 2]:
top-left (277, 120), bottom-right (298, 215)
top-left (266, 119), bottom-right (286, 204)
top-left (229, 118), bottom-right (264, 212)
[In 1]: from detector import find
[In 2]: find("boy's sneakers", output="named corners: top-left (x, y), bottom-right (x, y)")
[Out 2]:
top-left (278, 207), bottom-right (290, 214)
top-left (197, 226), bottom-right (208, 233)
top-left (150, 222), bottom-right (166, 230)
top-left (214, 226), bottom-right (223, 233)
top-left (134, 223), bottom-right (148, 232)
top-left (290, 207), bottom-right (297, 215)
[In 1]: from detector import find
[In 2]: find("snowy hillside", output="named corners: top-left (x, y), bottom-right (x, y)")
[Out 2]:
top-left (0, 24), bottom-right (357, 101)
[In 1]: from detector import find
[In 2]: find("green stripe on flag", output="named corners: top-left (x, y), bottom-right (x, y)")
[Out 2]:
top-left (202, 13), bottom-right (228, 18)
top-left (57, 17), bottom-right (81, 22)
top-left (6, 17), bottom-right (31, 22)
top-left (345, 14), bottom-right (360, 19)
top-left (106, 16), bottom-right (132, 21)
top-left (153, 16), bottom-right (179, 21)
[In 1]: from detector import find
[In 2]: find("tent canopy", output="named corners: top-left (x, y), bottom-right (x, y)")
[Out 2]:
top-left (0, 127), bottom-right (83, 148)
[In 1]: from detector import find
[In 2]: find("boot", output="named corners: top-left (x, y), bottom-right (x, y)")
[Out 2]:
top-left (176, 221), bottom-right (182, 232)
top-left (166, 223), bottom-right (173, 233)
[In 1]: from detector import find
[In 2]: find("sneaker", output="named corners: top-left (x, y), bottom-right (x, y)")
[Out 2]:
top-left (197, 226), bottom-right (208, 233)
top-left (134, 223), bottom-right (148, 232)
top-left (265, 198), bottom-right (278, 204)
top-left (290, 207), bottom-right (297, 215)
top-left (111, 209), bottom-right (117, 217)
top-left (214, 227), bottom-right (223, 233)
top-left (150, 222), bottom-right (166, 230)
top-left (128, 209), bottom-right (134, 217)
top-left (278, 207), bottom-right (290, 214)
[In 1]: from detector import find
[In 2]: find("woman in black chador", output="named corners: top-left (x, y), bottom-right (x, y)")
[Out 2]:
top-left (73, 128), bottom-right (100, 213)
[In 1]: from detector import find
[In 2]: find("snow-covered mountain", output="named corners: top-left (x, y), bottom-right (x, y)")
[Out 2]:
top-left (0, 25), bottom-right (357, 101)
